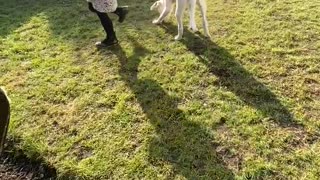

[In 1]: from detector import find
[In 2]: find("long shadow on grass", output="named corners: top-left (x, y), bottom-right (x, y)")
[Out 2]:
top-left (0, 1), bottom-right (37, 37)
top-left (0, 0), bottom-right (150, 41)
top-left (98, 37), bottom-right (235, 179)
top-left (0, 0), bottom-right (63, 37)
top-left (160, 23), bottom-right (302, 128)
top-left (0, 0), bottom-right (91, 39)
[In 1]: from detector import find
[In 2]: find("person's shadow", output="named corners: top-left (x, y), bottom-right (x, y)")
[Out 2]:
top-left (159, 23), bottom-right (302, 129)
top-left (98, 36), bottom-right (235, 179)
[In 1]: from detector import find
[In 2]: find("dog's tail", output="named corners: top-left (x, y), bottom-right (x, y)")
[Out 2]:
top-left (197, 0), bottom-right (211, 37)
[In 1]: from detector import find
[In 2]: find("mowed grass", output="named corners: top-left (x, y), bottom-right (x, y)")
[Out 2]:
top-left (0, 0), bottom-right (320, 179)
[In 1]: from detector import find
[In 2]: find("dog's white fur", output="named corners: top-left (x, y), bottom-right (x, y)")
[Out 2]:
top-left (150, 0), bottom-right (211, 40)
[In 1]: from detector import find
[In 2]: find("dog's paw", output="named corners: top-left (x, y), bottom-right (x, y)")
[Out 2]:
top-left (152, 19), bottom-right (162, 25)
top-left (205, 33), bottom-right (212, 38)
top-left (188, 26), bottom-right (199, 33)
top-left (174, 35), bottom-right (182, 41)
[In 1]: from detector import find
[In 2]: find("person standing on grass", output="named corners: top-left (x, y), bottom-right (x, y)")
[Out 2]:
top-left (87, 0), bottom-right (128, 47)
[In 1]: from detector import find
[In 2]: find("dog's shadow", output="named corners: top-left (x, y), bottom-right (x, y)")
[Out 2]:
top-left (98, 36), bottom-right (235, 179)
top-left (159, 23), bottom-right (302, 128)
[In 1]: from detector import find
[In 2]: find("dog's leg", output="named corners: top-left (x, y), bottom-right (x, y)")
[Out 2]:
top-left (153, 0), bottom-right (173, 24)
top-left (175, 0), bottom-right (186, 40)
top-left (188, 0), bottom-right (198, 32)
top-left (198, 0), bottom-right (211, 37)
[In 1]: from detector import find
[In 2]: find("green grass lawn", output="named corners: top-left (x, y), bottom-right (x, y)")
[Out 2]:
top-left (1, 0), bottom-right (320, 179)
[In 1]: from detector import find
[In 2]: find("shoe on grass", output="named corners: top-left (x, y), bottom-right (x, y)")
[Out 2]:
top-left (117, 6), bottom-right (129, 23)
top-left (95, 38), bottom-right (118, 48)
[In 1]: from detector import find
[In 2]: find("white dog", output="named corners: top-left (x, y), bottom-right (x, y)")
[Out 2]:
top-left (150, 0), bottom-right (211, 40)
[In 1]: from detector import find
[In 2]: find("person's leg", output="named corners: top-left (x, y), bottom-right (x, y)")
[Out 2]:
top-left (88, 2), bottom-right (128, 47)
top-left (88, 2), bottom-right (117, 46)
top-left (88, 2), bottom-right (96, 13)
top-left (95, 11), bottom-right (118, 47)
top-left (96, 11), bottom-right (117, 41)
top-left (113, 6), bottom-right (129, 23)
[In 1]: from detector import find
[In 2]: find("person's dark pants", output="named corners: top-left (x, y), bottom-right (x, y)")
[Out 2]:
top-left (88, 2), bottom-right (118, 40)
